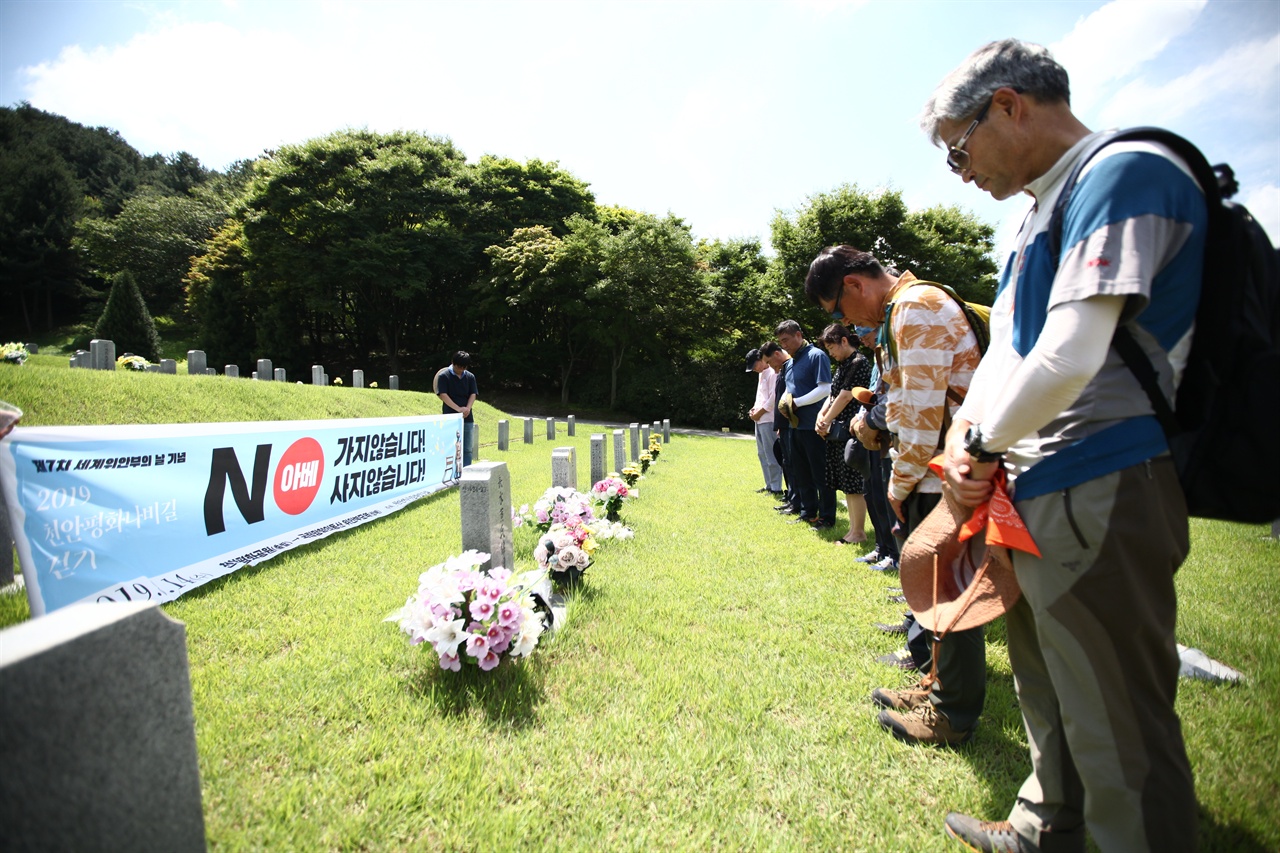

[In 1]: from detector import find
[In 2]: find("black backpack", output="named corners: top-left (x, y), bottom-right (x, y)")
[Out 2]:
top-left (1049, 128), bottom-right (1280, 524)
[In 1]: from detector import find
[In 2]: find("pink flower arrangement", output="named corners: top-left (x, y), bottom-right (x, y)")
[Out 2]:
top-left (591, 476), bottom-right (631, 521)
top-left (386, 550), bottom-right (550, 672)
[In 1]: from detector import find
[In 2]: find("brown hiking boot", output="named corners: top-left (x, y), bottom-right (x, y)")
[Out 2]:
top-left (944, 813), bottom-right (1085, 853)
top-left (878, 703), bottom-right (973, 746)
top-left (871, 680), bottom-right (931, 712)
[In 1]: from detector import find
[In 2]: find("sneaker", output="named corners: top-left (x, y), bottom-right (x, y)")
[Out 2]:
top-left (943, 813), bottom-right (1042, 852)
top-left (887, 594), bottom-right (907, 604)
top-left (854, 549), bottom-right (881, 564)
top-left (871, 679), bottom-right (931, 712)
top-left (878, 704), bottom-right (973, 746)
top-left (874, 618), bottom-right (910, 635)
top-left (870, 556), bottom-right (899, 572)
top-left (875, 648), bottom-right (916, 671)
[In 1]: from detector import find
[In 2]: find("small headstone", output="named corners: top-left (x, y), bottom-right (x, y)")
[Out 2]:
top-left (469, 423), bottom-right (480, 462)
top-left (322, 373), bottom-right (328, 386)
top-left (552, 447), bottom-right (578, 491)
top-left (274, 368), bottom-right (286, 382)
top-left (389, 375), bottom-right (399, 391)
top-left (160, 359), bottom-right (177, 375)
top-left (663, 419), bottom-right (671, 442)
top-left (312, 365), bottom-right (324, 386)
top-left (256, 358), bottom-right (272, 380)
top-left (613, 429), bottom-right (626, 472)
top-left (590, 435), bottom-right (606, 486)
top-left (353, 369), bottom-right (364, 389)
top-left (205, 368), bottom-right (216, 376)
top-left (523, 418), bottom-right (534, 445)
top-left (459, 462), bottom-right (514, 573)
top-left (0, 603), bottom-right (207, 851)
top-left (629, 423), bottom-right (640, 461)
top-left (642, 424), bottom-right (650, 449)
top-left (25, 343), bottom-right (38, 355)
top-left (546, 417), bottom-right (556, 440)
top-left (567, 415), bottom-right (576, 436)
top-left (90, 339), bottom-right (116, 371)
top-left (146, 364), bottom-right (162, 373)
top-left (186, 350), bottom-right (207, 375)
top-left (1272, 518), bottom-right (1279, 541)
top-left (498, 420), bottom-right (509, 451)
top-left (225, 365), bottom-right (239, 378)
top-left (251, 372), bottom-right (258, 380)
top-left (71, 350), bottom-right (90, 369)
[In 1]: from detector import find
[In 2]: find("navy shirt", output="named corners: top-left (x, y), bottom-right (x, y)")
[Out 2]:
top-left (437, 368), bottom-right (478, 422)
top-left (784, 343), bottom-right (831, 430)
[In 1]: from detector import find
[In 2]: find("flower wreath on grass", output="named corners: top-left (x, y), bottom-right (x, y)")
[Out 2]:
top-left (515, 486), bottom-right (597, 534)
top-left (117, 354), bottom-right (149, 371)
top-left (386, 550), bottom-right (552, 672)
top-left (1, 342), bottom-right (29, 366)
top-left (591, 475), bottom-right (632, 522)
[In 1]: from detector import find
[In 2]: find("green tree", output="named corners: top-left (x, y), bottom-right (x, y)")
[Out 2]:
top-left (240, 129), bottom-right (471, 376)
top-left (185, 219), bottom-right (256, 370)
top-left (77, 190), bottom-right (225, 316)
top-left (770, 184), bottom-right (998, 306)
top-left (93, 270), bottom-right (161, 362)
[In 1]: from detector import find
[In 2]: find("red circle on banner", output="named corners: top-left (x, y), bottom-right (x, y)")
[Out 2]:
top-left (273, 438), bottom-right (324, 515)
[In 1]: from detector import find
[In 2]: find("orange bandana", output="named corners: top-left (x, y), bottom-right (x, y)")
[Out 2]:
top-left (929, 456), bottom-right (1041, 557)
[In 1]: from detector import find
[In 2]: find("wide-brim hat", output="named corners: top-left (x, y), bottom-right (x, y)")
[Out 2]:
top-left (901, 492), bottom-right (1021, 633)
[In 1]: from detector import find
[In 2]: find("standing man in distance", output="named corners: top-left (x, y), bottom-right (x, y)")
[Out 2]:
top-left (745, 347), bottom-right (785, 496)
top-left (921, 38), bottom-right (1204, 853)
top-left (775, 320), bottom-right (835, 529)
top-left (761, 341), bottom-right (799, 514)
top-left (437, 350), bottom-right (479, 469)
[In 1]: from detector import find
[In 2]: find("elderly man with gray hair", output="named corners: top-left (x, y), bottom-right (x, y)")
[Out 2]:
top-left (921, 39), bottom-right (1204, 853)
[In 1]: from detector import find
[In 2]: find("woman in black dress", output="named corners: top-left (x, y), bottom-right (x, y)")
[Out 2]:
top-left (815, 324), bottom-right (872, 545)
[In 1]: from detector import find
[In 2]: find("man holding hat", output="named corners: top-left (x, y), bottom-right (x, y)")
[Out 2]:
top-left (804, 245), bottom-right (986, 747)
top-left (921, 38), bottom-right (1203, 853)
top-left (744, 347), bottom-right (784, 496)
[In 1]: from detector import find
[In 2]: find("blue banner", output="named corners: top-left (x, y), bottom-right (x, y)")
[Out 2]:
top-left (0, 414), bottom-right (464, 615)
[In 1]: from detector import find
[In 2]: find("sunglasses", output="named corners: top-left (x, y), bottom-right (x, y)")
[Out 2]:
top-left (946, 96), bottom-right (994, 174)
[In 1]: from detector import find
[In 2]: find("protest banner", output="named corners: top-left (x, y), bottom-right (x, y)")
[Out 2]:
top-left (0, 414), bottom-right (464, 615)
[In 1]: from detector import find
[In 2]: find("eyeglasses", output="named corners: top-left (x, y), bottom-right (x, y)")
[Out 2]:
top-left (828, 287), bottom-right (846, 321)
top-left (946, 96), bottom-right (993, 174)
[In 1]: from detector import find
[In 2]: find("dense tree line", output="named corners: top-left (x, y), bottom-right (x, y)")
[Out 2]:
top-left (0, 105), bottom-right (998, 427)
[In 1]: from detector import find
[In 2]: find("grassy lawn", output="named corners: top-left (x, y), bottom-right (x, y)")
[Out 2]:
top-left (1, 362), bottom-right (1277, 851)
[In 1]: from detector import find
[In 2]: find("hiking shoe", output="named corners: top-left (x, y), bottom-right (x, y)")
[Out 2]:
top-left (874, 618), bottom-right (910, 634)
top-left (875, 648), bottom-right (916, 671)
top-left (871, 680), bottom-right (931, 712)
top-left (878, 704), bottom-right (973, 746)
top-left (869, 556), bottom-right (899, 572)
top-left (854, 549), bottom-right (881, 564)
top-left (943, 813), bottom-right (1040, 852)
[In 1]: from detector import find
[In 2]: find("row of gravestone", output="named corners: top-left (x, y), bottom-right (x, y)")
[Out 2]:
top-left (0, 431), bottom-right (673, 851)
top-left (67, 341), bottom-right (401, 390)
top-left (492, 417), bottom-right (669, 460)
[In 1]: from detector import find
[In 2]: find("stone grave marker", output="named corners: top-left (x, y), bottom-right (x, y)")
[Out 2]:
top-left (160, 359), bottom-right (177, 375)
top-left (642, 424), bottom-right (650, 449)
top-left (552, 446), bottom-right (578, 490)
top-left (257, 358), bottom-right (272, 380)
top-left (225, 365), bottom-right (239, 377)
top-left (0, 602), bottom-right (207, 852)
top-left (546, 417), bottom-right (555, 440)
top-left (90, 339), bottom-right (116, 370)
top-left (498, 419), bottom-right (509, 451)
top-left (567, 415), bottom-right (576, 436)
top-left (312, 365), bottom-right (324, 386)
top-left (26, 343), bottom-right (38, 354)
top-left (469, 423), bottom-right (480, 462)
top-left (353, 370), bottom-right (364, 389)
top-left (274, 368), bottom-right (286, 382)
top-left (146, 365), bottom-right (162, 373)
top-left (205, 368), bottom-right (216, 376)
top-left (590, 434), bottom-right (606, 486)
top-left (460, 461), bottom-right (514, 573)
top-left (523, 418), bottom-right (534, 445)
top-left (629, 423), bottom-right (640, 461)
top-left (663, 419), bottom-right (671, 442)
top-left (613, 429), bottom-right (626, 472)
top-left (389, 375), bottom-right (399, 390)
top-left (187, 350), bottom-right (207, 375)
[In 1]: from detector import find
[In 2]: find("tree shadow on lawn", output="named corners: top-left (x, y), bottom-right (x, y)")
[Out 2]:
top-left (404, 657), bottom-right (547, 729)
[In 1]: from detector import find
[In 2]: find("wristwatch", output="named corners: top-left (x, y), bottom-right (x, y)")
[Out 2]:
top-left (964, 424), bottom-right (1001, 463)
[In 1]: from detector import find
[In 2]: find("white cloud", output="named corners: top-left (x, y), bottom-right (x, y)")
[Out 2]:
top-left (1096, 32), bottom-right (1280, 128)
top-left (1240, 183), bottom-right (1280, 248)
top-left (1050, 0), bottom-right (1206, 114)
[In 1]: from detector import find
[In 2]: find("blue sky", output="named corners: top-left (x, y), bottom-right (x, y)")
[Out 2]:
top-left (3, 0), bottom-right (1278, 253)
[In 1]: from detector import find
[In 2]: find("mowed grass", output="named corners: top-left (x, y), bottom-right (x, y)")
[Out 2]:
top-left (0, 361), bottom-right (1277, 851)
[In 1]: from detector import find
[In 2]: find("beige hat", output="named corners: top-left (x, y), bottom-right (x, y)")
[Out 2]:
top-left (900, 492), bottom-right (1022, 634)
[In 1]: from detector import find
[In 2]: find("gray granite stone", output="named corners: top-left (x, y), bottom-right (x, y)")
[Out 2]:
top-left (186, 350), bottom-right (206, 375)
top-left (0, 602), bottom-right (207, 852)
top-left (523, 418), bottom-right (534, 445)
top-left (546, 417), bottom-right (555, 440)
top-left (274, 368), bottom-right (286, 382)
top-left (551, 447), bottom-right (578, 491)
top-left (352, 369), bottom-right (364, 389)
top-left (629, 423), bottom-right (640, 462)
top-left (90, 339), bottom-right (116, 371)
top-left (663, 419), bottom-right (671, 442)
top-left (459, 462), bottom-right (514, 573)
top-left (312, 365), bottom-right (325, 386)
top-left (145, 364), bottom-right (161, 373)
top-left (25, 343), bottom-right (38, 354)
top-left (469, 423), bottom-right (480, 462)
top-left (225, 365), bottom-right (239, 378)
top-left (160, 359), bottom-right (177, 375)
top-left (256, 358), bottom-right (272, 380)
top-left (205, 368), bottom-right (215, 376)
top-left (613, 429), bottom-right (626, 472)
top-left (497, 419), bottom-right (509, 451)
top-left (389, 375), bottom-right (399, 390)
top-left (642, 424), bottom-right (650, 450)
top-left (567, 415), bottom-right (576, 436)
top-left (590, 434), bottom-right (606, 486)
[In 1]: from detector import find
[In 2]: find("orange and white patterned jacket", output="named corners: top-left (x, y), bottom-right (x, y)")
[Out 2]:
top-left (880, 271), bottom-right (983, 500)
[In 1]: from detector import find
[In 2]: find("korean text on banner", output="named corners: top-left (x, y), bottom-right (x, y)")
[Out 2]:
top-left (0, 414), bottom-right (466, 615)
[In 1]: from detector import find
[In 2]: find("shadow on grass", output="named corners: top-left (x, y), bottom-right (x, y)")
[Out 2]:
top-left (1198, 806), bottom-right (1274, 852)
top-left (404, 658), bottom-right (547, 729)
